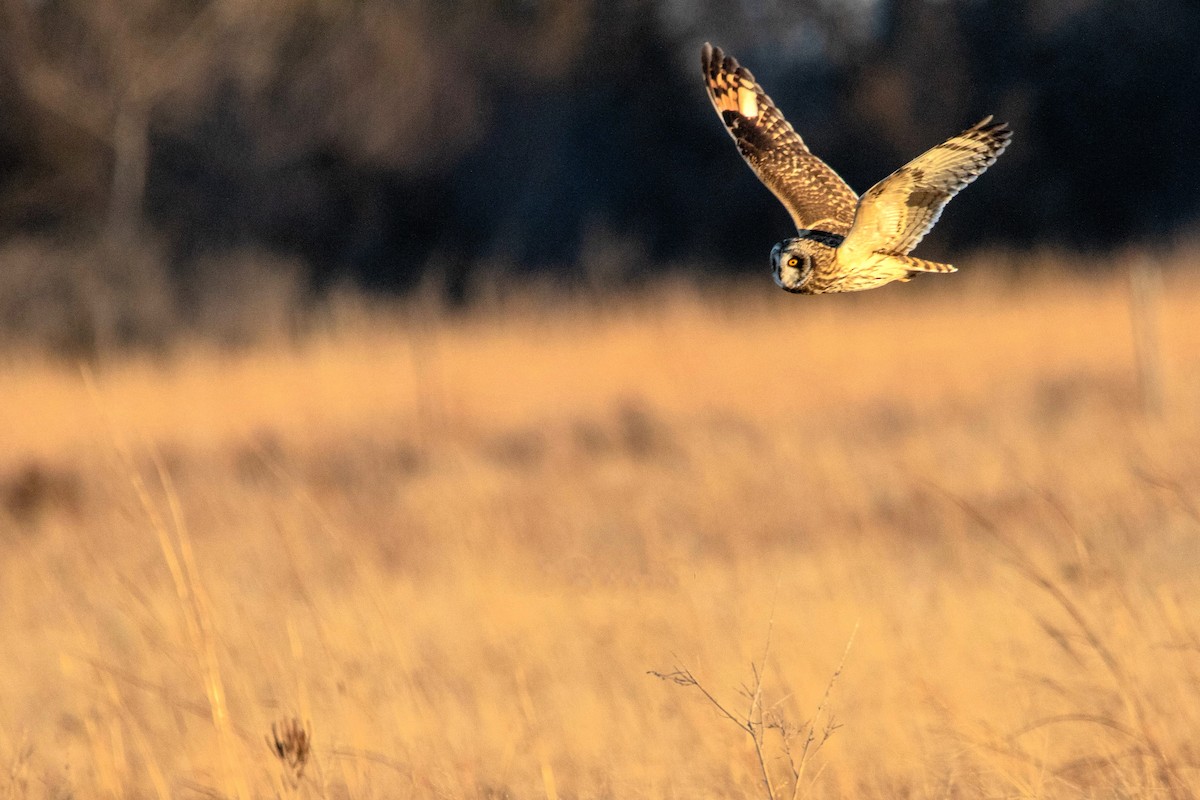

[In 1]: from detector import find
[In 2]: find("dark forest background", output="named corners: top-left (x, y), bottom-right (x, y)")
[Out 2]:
top-left (1, 0), bottom-right (1199, 348)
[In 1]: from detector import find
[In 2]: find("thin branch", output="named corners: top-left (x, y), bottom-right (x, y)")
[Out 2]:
top-left (652, 614), bottom-right (853, 800)
top-left (790, 622), bottom-right (858, 800)
top-left (648, 668), bottom-right (748, 733)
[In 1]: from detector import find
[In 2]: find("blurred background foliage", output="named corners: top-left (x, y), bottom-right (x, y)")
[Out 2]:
top-left (0, 0), bottom-right (1198, 349)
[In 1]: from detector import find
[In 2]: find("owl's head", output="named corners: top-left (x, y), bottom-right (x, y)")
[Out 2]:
top-left (770, 238), bottom-right (818, 293)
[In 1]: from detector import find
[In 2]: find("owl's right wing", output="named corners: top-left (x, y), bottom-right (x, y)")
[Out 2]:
top-left (701, 43), bottom-right (858, 236)
top-left (838, 117), bottom-right (1011, 263)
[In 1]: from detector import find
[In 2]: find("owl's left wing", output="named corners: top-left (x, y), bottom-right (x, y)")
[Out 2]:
top-left (701, 43), bottom-right (858, 235)
top-left (839, 117), bottom-right (1011, 262)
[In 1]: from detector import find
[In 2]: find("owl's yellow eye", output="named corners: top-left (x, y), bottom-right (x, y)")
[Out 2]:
top-left (787, 257), bottom-right (799, 267)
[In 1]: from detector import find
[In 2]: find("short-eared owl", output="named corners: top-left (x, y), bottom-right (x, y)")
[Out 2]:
top-left (701, 43), bottom-right (1011, 294)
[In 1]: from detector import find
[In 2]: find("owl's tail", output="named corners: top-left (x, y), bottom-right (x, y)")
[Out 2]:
top-left (866, 252), bottom-right (956, 284)
top-left (881, 253), bottom-right (957, 275)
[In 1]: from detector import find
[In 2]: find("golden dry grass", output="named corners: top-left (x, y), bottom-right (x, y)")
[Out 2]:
top-left (3, 263), bottom-right (1200, 799)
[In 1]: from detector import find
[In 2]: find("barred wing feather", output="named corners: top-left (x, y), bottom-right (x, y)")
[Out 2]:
top-left (701, 43), bottom-right (858, 236)
top-left (839, 117), bottom-right (1012, 262)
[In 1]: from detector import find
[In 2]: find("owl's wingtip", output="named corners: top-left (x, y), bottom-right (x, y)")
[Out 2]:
top-left (971, 115), bottom-right (1012, 137)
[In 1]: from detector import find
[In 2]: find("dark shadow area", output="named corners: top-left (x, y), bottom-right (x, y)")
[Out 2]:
top-left (0, 0), bottom-right (1197, 315)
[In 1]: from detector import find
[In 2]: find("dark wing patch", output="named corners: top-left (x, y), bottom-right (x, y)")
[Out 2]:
top-left (701, 43), bottom-right (858, 235)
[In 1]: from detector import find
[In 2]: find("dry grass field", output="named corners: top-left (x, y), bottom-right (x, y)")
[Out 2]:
top-left (3, 259), bottom-right (1200, 799)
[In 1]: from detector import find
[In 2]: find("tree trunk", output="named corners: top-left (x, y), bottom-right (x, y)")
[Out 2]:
top-left (106, 97), bottom-right (149, 244)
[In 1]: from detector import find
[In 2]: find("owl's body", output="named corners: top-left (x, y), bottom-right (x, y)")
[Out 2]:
top-left (701, 43), bottom-right (1011, 294)
top-left (771, 232), bottom-right (956, 294)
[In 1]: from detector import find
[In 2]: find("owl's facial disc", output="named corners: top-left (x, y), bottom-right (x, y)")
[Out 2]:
top-left (771, 239), bottom-right (813, 293)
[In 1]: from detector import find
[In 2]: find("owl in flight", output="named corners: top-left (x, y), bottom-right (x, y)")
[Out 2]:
top-left (701, 43), bottom-right (1011, 294)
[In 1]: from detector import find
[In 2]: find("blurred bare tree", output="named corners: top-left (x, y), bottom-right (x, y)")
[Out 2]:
top-left (0, 0), bottom-right (260, 351)
top-left (0, 0), bottom-right (592, 347)
top-left (1, 0), bottom-right (247, 239)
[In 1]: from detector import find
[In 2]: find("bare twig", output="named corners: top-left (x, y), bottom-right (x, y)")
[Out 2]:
top-left (787, 622), bottom-right (857, 800)
top-left (650, 642), bottom-right (777, 800)
top-left (651, 619), bottom-right (856, 800)
top-left (746, 618), bottom-right (777, 800)
top-left (648, 666), bottom-right (748, 732)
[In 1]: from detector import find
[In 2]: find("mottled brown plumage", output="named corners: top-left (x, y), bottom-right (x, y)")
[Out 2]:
top-left (701, 43), bottom-right (858, 236)
top-left (702, 43), bottom-right (1011, 294)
